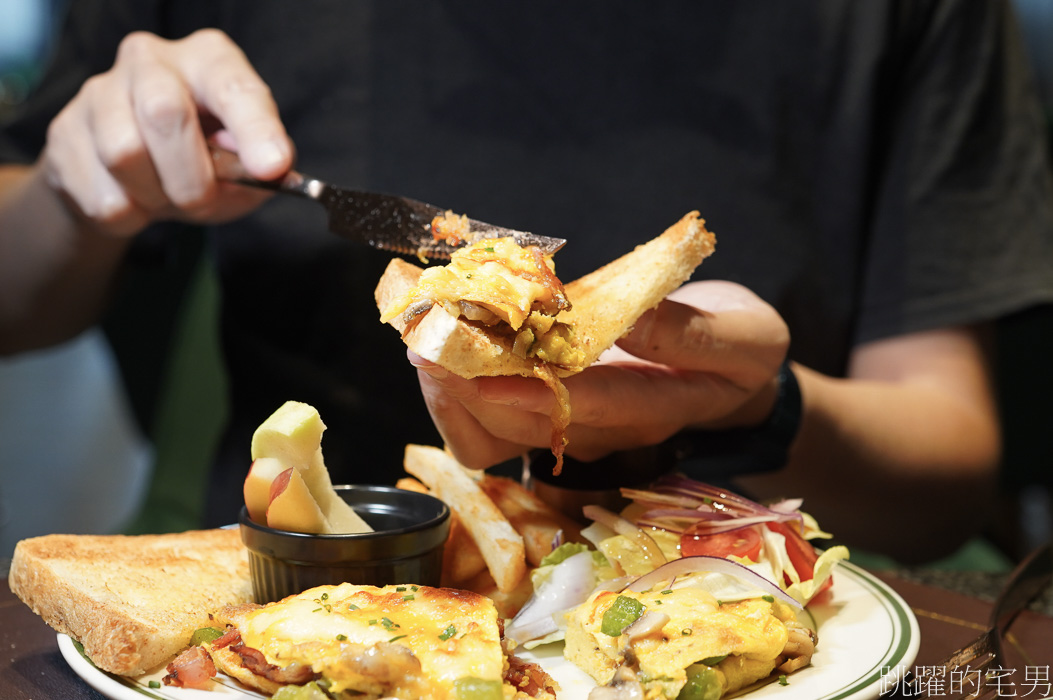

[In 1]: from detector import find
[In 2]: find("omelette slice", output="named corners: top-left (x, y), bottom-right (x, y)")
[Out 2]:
top-left (184, 582), bottom-right (556, 700)
top-left (564, 586), bottom-right (816, 699)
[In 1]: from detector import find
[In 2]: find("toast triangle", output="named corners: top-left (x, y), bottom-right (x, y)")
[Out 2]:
top-left (8, 528), bottom-right (251, 676)
top-left (375, 211), bottom-right (715, 377)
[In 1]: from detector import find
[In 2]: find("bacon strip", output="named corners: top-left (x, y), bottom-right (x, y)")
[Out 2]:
top-left (506, 654), bottom-right (559, 699)
top-left (213, 626), bottom-right (242, 649)
top-left (232, 643), bottom-right (319, 685)
top-left (162, 646), bottom-right (216, 689)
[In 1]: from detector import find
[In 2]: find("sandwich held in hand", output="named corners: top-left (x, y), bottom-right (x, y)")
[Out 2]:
top-left (376, 212), bottom-right (716, 474)
top-left (245, 400), bottom-right (372, 534)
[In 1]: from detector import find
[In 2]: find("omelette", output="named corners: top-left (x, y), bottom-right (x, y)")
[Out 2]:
top-left (564, 586), bottom-right (816, 700)
top-left (379, 236), bottom-right (583, 370)
top-left (167, 582), bottom-right (556, 699)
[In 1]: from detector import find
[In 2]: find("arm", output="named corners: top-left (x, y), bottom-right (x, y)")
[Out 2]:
top-left (738, 325), bottom-right (1000, 562)
top-left (0, 29), bottom-right (293, 354)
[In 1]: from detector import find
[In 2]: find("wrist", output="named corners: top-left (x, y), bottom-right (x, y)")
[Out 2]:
top-left (669, 360), bottom-right (802, 478)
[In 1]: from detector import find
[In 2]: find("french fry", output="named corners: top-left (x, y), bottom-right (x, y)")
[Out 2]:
top-left (397, 477), bottom-right (488, 584)
top-left (479, 475), bottom-right (585, 567)
top-left (404, 445), bottom-right (526, 593)
top-left (461, 567), bottom-right (534, 620)
top-left (395, 477), bottom-right (428, 494)
top-left (441, 516), bottom-right (488, 586)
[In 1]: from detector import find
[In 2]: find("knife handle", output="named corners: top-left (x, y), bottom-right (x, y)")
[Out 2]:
top-left (209, 144), bottom-right (321, 200)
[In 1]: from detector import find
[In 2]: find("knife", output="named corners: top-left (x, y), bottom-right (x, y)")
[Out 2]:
top-left (210, 146), bottom-right (566, 260)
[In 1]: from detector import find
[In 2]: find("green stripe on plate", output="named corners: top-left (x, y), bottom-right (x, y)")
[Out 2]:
top-left (819, 562), bottom-right (916, 700)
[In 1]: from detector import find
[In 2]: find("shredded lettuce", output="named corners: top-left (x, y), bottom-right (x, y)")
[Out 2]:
top-left (759, 526), bottom-right (849, 605)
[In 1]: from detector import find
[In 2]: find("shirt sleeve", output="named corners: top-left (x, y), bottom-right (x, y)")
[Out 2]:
top-left (855, 0), bottom-right (1053, 344)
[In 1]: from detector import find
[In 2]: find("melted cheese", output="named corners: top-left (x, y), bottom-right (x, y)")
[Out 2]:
top-left (564, 587), bottom-right (793, 699)
top-left (380, 237), bottom-right (571, 333)
top-left (237, 583), bottom-right (504, 699)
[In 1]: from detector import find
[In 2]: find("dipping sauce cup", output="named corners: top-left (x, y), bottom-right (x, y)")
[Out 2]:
top-left (239, 485), bottom-right (450, 603)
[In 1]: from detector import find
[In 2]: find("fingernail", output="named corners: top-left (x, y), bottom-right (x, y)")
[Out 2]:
top-left (414, 363), bottom-right (448, 380)
top-left (623, 309), bottom-right (656, 350)
top-left (248, 140), bottom-right (286, 172)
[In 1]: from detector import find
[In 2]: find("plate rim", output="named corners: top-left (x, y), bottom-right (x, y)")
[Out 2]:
top-left (59, 561), bottom-right (920, 700)
top-left (816, 561), bottom-right (921, 700)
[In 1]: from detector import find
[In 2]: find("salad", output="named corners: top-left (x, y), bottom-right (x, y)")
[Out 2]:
top-left (505, 475), bottom-right (849, 646)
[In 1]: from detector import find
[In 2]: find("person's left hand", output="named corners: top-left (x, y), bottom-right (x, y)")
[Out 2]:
top-left (410, 280), bottom-right (790, 469)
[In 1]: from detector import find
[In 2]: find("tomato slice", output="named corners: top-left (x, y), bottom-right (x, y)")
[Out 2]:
top-left (680, 524), bottom-right (763, 562)
top-left (765, 521), bottom-right (832, 593)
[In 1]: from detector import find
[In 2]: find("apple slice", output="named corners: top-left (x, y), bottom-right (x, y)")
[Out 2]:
top-left (250, 401), bottom-right (373, 534)
top-left (266, 468), bottom-right (328, 533)
top-left (250, 401), bottom-right (325, 467)
top-left (244, 457), bottom-right (288, 524)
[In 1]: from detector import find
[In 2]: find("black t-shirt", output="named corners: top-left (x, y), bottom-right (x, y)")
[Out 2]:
top-left (4, 1), bottom-right (1053, 524)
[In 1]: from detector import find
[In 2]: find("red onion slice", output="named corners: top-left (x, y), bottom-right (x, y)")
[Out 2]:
top-left (637, 512), bottom-right (794, 536)
top-left (624, 475), bottom-right (807, 535)
top-left (768, 498), bottom-right (804, 514)
top-left (621, 555), bottom-right (801, 609)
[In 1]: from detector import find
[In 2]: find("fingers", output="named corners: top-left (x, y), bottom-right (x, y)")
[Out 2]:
top-left (407, 283), bottom-right (792, 468)
top-left (411, 355), bottom-right (535, 469)
top-left (172, 29), bottom-right (292, 179)
top-left (41, 29), bottom-right (291, 235)
top-left (617, 281), bottom-right (789, 388)
top-left (44, 81), bottom-right (151, 235)
top-left (128, 57), bottom-right (214, 210)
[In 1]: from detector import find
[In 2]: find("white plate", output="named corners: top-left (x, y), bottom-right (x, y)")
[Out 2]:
top-left (59, 561), bottom-right (918, 700)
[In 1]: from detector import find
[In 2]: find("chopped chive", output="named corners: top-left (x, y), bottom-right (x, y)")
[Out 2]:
top-left (681, 628), bottom-right (692, 636)
top-left (348, 603), bottom-right (359, 611)
top-left (661, 589), bottom-right (673, 595)
top-left (778, 675), bottom-right (789, 686)
top-left (389, 634), bottom-right (407, 643)
top-left (403, 594), bottom-right (415, 601)
top-left (396, 586), bottom-right (407, 592)
top-left (336, 634), bottom-right (347, 641)
top-left (148, 681), bottom-right (161, 689)
top-left (762, 595), bottom-right (775, 602)
top-left (439, 625), bottom-right (457, 641)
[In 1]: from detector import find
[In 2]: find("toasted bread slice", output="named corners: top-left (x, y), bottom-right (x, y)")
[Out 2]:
top-left (8, 528), bottom-right (252, 676)
top-left (375, 211), bottom-right (715, 378)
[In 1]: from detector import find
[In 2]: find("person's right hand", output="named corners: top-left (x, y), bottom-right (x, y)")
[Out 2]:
top-left (41, 29), bottom-right (294, 236)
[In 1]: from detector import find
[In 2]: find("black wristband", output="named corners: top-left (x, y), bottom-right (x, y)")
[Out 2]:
top-left (670, 360), bottom-right (802, 479)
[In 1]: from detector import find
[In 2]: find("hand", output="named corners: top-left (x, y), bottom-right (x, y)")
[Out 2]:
top-left (411, 281), bottom-right (790, 469)
top-left (41, 29), bottom-right (293, 236)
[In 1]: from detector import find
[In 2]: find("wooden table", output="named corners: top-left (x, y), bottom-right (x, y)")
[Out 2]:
top-left (2, 568), bottom-right (1050, 699)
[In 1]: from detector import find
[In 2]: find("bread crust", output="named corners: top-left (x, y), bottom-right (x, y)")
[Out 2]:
top-left (8, 529), bottom-right (251, 676)
top-left (375, 212), bottom-right (715, 378)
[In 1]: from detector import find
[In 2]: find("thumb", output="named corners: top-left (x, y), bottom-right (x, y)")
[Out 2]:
top-left (617, 299), bottom-right (719, 371)
top-left (616, 293), bottom-right (788, 388)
